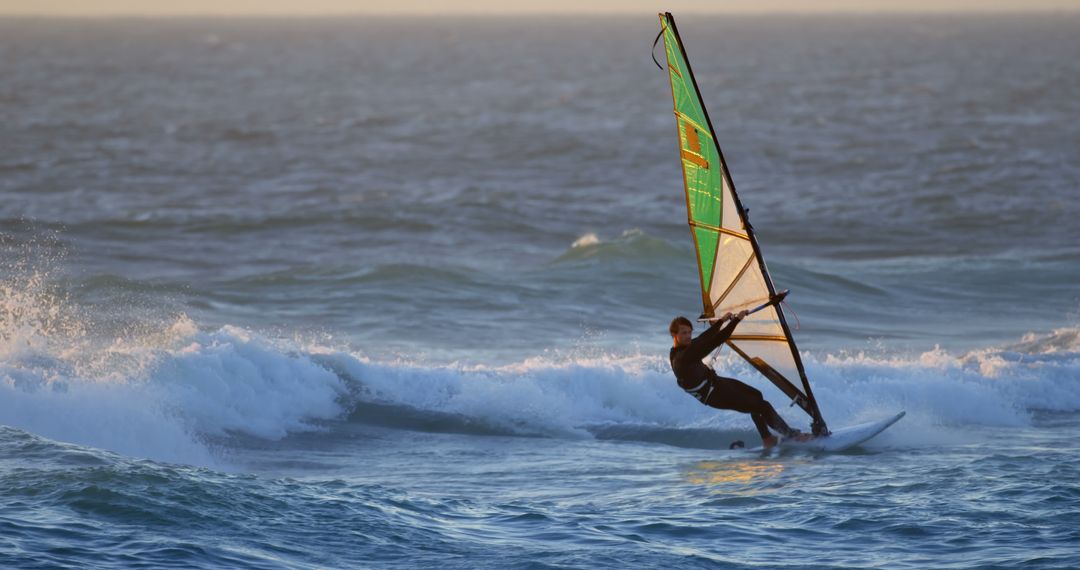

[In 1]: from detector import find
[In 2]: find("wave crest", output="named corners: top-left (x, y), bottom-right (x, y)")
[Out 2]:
top-left (4, 290), bottom-right (1080, 464)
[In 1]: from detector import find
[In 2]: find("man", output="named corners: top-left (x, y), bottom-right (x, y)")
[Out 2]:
top-left (669, 311), bottom-right (805, 448)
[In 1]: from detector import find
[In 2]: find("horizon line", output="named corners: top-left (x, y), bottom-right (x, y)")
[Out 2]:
top-left (2, 7), bottom-right (1079, 18)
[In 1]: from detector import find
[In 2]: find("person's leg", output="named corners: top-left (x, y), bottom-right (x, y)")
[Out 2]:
top-left (706, 377), bottom-right (798, 438)
top-left (757, 399), bottom-right (797, 437)
top-left (747, 409), bottom-right (771, 441)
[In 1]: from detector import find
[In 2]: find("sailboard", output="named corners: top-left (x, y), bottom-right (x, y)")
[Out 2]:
top-left (747, 412), bottom-right (906, 453)
top-left (656, 12), bottom-right (902, 444)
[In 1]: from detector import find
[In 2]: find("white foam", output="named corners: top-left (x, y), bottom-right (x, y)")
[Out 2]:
top-left (314, 332), bottom-right (1080, 443)
top-left (5, 280), bottom-right (1080, 464)
top-left (1, 312), bottom-right (349, 467)
top-left (315, 350), bottom-right (717, 437)
top-left (0, 361), bottom-right (217, 466)
top-left (571, 233), bottom-right (600, 248)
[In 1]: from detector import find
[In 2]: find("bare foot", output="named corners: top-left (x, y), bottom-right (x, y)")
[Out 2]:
top-left (762, 435), bottom-right (779, 448)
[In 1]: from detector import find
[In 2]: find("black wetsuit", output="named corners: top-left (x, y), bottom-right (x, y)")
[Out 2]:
top-left (669, 318), bottom-right (797, 440)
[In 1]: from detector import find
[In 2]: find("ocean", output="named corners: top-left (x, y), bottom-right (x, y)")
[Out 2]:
top-left (2, 13), bottom-right (1079, 569)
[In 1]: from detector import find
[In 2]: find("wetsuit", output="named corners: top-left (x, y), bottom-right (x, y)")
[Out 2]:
top-left (669, 317), bottom-right (798, 440)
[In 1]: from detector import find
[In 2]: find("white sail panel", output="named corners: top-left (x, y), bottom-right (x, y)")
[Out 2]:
top-left (711, 258), bottom-right (772, 314)
top-left (706, 237), bottom-right (754, 311)
top-left (728, 339), bottom-right (802, 390)
top-left (730, 305), bottom-right (786, 337)
top-left (721, 179), bottom-right (743, 231)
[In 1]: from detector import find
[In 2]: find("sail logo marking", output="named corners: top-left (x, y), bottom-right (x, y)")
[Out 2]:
top-left (680, 120), bottom-right (710, 169)
top-left (686, 123), bottom-right (702, 152)
top-left (681, 151), bottom-right (709, 169)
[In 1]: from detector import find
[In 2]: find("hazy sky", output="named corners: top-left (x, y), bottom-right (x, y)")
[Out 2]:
top-left (2, 1), bottom-right (1079, 16)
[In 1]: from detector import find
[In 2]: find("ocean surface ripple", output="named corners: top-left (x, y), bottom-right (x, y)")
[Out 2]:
top-left (2, 14), bottom-right (1080, 569)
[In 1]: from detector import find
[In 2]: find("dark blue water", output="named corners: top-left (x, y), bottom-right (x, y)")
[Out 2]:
top-left (2, 15), bottom-right (1079, 569)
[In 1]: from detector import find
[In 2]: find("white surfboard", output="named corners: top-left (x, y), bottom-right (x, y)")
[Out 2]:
top-left (746, 411), bottom-right (905, 453)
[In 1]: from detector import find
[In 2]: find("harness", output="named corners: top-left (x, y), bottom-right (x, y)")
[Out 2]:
top-left (682, 376), bottom-right (716, 403)
top-left (670, 346), bottom-right (717, 404)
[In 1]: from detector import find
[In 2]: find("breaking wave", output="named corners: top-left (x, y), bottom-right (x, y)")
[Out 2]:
top-left (3, 295), bottom-right (1079, 466)
top-left (3, 250), bottom-right (1079, 465)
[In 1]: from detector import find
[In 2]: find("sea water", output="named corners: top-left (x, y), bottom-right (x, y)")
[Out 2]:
top-left (2, 14), bottom-right (1079, 569)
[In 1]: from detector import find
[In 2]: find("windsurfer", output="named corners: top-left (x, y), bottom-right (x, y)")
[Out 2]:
top-left (669, 313), bottom-right (805, 448)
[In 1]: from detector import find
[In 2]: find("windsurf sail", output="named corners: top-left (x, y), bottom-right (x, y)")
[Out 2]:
top-left (657, 12), bottom-right (828, 436)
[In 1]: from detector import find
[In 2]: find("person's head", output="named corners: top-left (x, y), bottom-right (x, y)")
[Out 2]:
top-left (669, 316), bottom-right (693, 347)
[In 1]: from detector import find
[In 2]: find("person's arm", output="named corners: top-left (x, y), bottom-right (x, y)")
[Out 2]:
top-left (682, 311), bottom-right (746, 361)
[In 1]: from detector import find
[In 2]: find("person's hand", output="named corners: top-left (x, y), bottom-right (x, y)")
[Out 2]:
top-left (734, 310), bottom-right (749, 321)
top-left (719, 312), bottom-right (734, 322)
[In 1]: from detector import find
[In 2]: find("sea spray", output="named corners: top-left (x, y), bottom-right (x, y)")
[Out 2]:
top-left (8, 303), bottom-right (1080, 465)
top-left (0, 259), bottom-right (350, 464)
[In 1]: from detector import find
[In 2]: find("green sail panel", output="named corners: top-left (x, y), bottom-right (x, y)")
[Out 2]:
top-left (692, 226), bottom-right (718, 296)
top-left (662, 15), bottom-right (727, 315)
top-left (658, 12), bottom-right (828, 435)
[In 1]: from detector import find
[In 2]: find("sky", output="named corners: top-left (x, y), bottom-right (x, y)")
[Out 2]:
top-left (2, 0), bottom-right (1079, 16)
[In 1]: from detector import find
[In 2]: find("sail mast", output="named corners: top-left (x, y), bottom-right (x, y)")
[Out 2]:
top-left (658, 12), bottom-right (827, 435)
